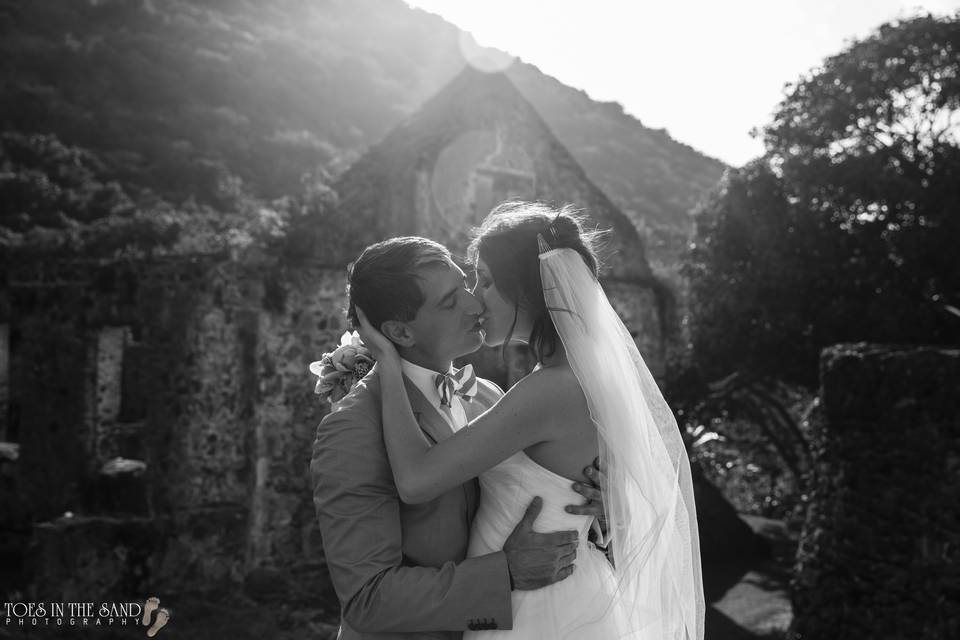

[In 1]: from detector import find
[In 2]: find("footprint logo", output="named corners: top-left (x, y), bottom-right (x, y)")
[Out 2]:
top-left (142, 597), bottom-right (170, 637)
top-left (142, 597), bottom-right (159, 626)
top-left (146, 608), bottom-right (170, 638)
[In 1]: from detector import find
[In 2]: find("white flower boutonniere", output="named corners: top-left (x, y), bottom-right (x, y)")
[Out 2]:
top-left (309, 331), bottom-right (375, 405)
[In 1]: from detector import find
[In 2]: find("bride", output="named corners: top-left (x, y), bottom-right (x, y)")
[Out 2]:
top-left (357, 202), bottom-right (704, 639)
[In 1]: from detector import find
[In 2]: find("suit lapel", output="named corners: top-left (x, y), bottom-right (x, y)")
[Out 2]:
top-left (400, 372), bottom-right (494, 520)
top-left (402, 374), bottom-right (454, 445)
top-left (458, 381), bottom-right (495, 519)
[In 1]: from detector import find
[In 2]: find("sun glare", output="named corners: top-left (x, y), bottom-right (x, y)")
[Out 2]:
top-left (406, 0), bottom-right (960, 166)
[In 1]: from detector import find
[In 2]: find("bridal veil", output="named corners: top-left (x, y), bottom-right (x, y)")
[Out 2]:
top-left (539, 244), bottom-right (704, 640)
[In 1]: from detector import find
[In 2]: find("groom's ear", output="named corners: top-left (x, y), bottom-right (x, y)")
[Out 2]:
top-left (381, 320), bottom-right (415, 348)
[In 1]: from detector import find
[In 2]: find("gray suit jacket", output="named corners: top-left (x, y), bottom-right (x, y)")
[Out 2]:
top-left (311, 365), bottom-right (513, 639)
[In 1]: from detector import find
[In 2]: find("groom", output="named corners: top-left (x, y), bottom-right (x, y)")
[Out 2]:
top-left (311, 236), bottom-right (604, 639)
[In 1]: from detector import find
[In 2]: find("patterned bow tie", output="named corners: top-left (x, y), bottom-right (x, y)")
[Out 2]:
top-left (435, 364), bottom-right (478, 408)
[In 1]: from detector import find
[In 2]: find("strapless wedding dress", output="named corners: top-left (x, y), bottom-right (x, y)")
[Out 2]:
top-left (465, 451), bottom-right (632, 639)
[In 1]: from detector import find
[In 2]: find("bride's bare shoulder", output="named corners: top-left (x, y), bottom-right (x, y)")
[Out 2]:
top-left (510, 364), bottom-right (585, 407)
top-left (508, 366), bottom-right (591, 440)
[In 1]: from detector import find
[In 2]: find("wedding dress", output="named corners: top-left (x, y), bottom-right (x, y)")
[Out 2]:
top-left (465, 244), bottom-right (704, 639)
top-left (466, 451), bottom-right (631, 638)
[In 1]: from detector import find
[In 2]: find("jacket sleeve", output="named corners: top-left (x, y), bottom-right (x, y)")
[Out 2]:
top-left (311, 405), bottom-right (513, 632)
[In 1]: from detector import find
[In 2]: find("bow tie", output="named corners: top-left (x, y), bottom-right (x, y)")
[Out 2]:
top-left (435, 365), bottom-right (478, 408)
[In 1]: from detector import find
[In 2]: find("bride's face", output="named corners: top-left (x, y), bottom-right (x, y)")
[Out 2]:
top-left (474, 258), bottom-right (532, 347)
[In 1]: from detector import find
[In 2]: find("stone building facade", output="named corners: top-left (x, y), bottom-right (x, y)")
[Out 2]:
top-left (333, 66), bottom-right (670, 382)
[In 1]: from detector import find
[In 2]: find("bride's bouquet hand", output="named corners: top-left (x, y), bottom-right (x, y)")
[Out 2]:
top-left (355, 307), bottom-right (401, 371)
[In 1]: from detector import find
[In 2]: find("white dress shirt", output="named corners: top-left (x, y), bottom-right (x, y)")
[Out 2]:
top-left (400, 358), bottom-right (469, 432)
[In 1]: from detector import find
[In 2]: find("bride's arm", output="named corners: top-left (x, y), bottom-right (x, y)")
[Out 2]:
top-left (356, 308), bottom-right (582, 504)
top-left (379, 359), bottom-right (578, 504)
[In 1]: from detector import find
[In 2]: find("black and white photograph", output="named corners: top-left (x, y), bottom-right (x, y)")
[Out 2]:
top-left (0, 1), bottom-right (958, 638)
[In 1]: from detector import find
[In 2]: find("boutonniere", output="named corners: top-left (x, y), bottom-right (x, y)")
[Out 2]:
top-left (309, 331), bottom-right (375, 405)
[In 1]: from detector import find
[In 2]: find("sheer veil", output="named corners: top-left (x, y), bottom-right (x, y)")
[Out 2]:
top-left (540, 244), bottom-right (704, 640)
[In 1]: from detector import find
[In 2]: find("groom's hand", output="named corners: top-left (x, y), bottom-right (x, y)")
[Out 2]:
top-left (503, 497), bottom-right (578, 591)
top-left (565, 457), bottom-right (607, 535)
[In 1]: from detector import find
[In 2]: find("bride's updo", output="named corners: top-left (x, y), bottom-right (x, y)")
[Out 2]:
top-left (467, 201), bottom-right (602, 363)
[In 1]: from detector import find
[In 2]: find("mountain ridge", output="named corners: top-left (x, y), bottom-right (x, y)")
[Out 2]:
top-left (0, 0), bottom-right (726, 263)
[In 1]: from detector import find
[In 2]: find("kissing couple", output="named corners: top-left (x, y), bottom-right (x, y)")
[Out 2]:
top-left (311, 201), bottom-right (704, 639)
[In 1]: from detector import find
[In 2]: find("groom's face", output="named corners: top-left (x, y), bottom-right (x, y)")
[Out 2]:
top-left (400, 259), bottom-right (485, 368)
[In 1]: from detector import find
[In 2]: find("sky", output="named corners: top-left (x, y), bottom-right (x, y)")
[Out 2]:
top-left (404, 0), bottom-right (960, 166)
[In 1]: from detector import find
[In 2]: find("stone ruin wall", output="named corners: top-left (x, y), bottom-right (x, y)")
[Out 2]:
top-left (792, 344), bottom-right (960, 640)
top-left (0, 252), bottom-right (665, 603)
top-left (1, 255), bottom-right (665, 602)
top-left (16, 258), bottom-right (959, 630)
top-left (0, 258), bottom-right (346, 602)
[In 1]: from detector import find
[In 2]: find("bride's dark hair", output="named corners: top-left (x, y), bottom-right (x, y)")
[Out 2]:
top-left (467, 202), bottom-right (602, 364)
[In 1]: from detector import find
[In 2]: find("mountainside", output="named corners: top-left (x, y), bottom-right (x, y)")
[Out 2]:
top-left (0, 0), bottom-right (725, 261)
top-left (507, 65), bottom-right (726, 230)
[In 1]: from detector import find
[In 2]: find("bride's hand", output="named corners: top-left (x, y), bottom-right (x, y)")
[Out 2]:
top-left (355, 307), bottom-right (401, 370)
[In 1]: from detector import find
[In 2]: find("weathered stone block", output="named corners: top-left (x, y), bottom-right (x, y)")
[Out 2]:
top-left (820, 342), bottom-right (960, 425)
top-left (153, 506), bottom-right (248, 595)
top-left (84, 458), bottom-right (150, 517)
top-left (27, 515), bottom-right (164, 603)
top-left (27, 506), bottom-right (250, 604)
top-left (792, 343), bottom-right (960, 640)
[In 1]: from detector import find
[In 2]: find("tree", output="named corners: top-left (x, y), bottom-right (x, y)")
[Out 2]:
top-left (685, 13), bottom-right (960, 389)
top-left (0, 131), bottom-right (312, 260)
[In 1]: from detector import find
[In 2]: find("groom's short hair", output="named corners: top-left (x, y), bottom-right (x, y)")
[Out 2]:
top-left (347, 236), bottom-right (452, 331)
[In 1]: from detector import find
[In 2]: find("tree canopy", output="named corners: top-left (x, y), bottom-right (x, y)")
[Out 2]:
top-left (685, 13), bottom-right (960, 388)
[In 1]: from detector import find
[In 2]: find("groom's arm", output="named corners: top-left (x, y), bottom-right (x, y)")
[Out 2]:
top-left (311, 405), bottom-right (513, 633)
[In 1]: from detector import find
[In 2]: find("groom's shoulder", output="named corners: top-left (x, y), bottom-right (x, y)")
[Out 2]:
top-left (317, 371), bottom-right (382, 431)
top-left (311, 372), bottom-right (390, 485)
